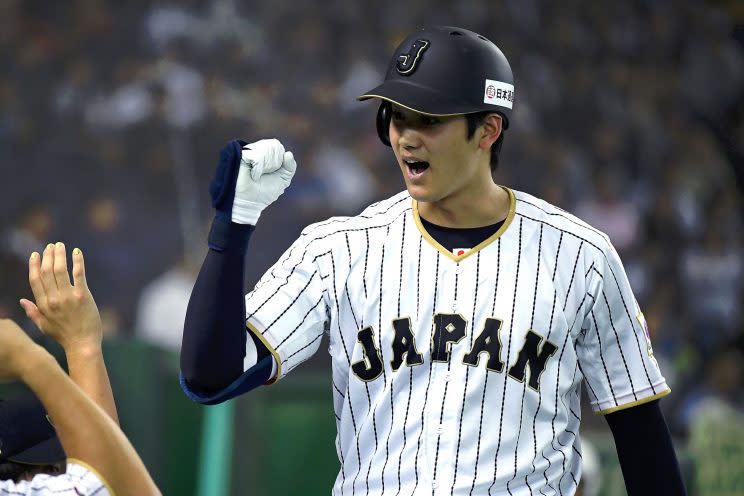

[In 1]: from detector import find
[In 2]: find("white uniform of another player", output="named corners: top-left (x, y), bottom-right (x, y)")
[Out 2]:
top-left (245, 189), bottom-right (669, 495)
top-left (0, 462), bottom-right (111, 496)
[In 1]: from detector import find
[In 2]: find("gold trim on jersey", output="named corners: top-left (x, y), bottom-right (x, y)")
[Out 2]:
top-left (67, 458), bottom-right (115, 496)
top-left (412, 186), bottom-right (516, 261)
top-left (246, 321), bottom-right (283, 385)
top-left (596, 388), bottom-right (671, 415)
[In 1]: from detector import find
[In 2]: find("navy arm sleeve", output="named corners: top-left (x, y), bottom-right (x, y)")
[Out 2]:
top-left (605, 399), bottom-right (687, 495)
top-left (179, 221), bottom-right (272, 405)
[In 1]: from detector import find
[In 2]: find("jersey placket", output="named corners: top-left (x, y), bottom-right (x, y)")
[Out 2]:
top-left (428, 259), bottom-right (463, 493)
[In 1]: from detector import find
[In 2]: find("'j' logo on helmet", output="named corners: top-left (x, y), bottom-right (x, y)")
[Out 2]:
top-left (396, 39), bottom-right (430, 75)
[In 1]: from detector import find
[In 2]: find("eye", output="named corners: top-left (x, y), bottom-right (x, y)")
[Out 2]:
top-left (421, 116), bottom-right (441, 126)
top-left (391, 110), bottom-right (405, 121)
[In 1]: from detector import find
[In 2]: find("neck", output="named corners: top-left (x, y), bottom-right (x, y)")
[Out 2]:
top-left (417, 181), bottom-right (510, 228)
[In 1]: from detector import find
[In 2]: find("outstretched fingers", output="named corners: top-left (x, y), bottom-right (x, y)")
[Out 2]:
top-left (53, 242), bottom-right (72, 290)
top-left (72, 247), bottom-right (88, 290)
top-left (19, 298), bottom-right (43, 329)
top-left (28, 242), bottom-right (75, 314)
top-left (28, 250), bottom-right (48, 308)
top-left (22, 243), bottom-right (99, 349)
top-left (39, 243), bottom-right (60, 303)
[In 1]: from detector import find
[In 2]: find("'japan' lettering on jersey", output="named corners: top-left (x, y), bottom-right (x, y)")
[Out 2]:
top-left (245, 188), bottom-right (669, 495)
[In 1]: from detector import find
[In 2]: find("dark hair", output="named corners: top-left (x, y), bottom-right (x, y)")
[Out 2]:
top-left (465, 111), bottom-right (505, 172)
top-left (378, 102), bottom-right (505, 172)
top-left (0, 461), bottom-right (64, 482)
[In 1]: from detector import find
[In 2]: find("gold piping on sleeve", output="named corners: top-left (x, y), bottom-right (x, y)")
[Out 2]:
top-left (412, 187), bottom-right (516, 262)
top-left (596, 388), bottom-right (671, 415)
top-left (246, 321), bottom-right (283, 384)
top-left (67, 458), bottom-right (116, 496)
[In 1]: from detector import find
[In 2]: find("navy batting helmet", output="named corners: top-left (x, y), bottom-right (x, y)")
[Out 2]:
top-left (359, 26), bottom-right (514, 146)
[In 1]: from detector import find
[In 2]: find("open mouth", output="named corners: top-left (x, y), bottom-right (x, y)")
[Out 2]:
top-left (404, 158), bottom-right (430, 176)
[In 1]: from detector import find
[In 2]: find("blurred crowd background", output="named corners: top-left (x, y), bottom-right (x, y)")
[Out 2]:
top-left (1, 0), bottom-right (743, 494)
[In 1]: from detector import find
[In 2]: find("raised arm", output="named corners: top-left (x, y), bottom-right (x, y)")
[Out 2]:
top-left (180, 139), bottom-right (296, 403)
top-left (0, 319), bottom-right (160, 495)
top-left (19, 243), bottom-right (118, 424)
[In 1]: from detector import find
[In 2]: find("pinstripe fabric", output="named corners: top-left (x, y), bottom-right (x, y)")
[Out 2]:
top-left (0, 462), bottom-right (110, 495)
top-left (244, 189), bottom-right (669, 495)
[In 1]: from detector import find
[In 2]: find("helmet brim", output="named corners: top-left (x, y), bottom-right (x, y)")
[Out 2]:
top-left (358, 80), bottom-right (484, 117)
top-left (7, 436), bottom-right (66, 465)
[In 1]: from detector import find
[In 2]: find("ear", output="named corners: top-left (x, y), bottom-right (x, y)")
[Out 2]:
top-left (478, 113), bottom-right (502, 151)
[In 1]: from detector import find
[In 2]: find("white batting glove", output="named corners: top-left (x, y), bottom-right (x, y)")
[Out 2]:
top-left (232, 139), bottom-right (297, 224)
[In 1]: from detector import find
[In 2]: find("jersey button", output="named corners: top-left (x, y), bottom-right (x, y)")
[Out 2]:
top-left (432, 481), bottom-right (438, 489)
top-left (436, 424), bottom-right (444, 434)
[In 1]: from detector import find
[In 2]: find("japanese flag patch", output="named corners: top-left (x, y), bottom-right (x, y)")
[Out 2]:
top-left (637, 312), bottom-right (657, 361)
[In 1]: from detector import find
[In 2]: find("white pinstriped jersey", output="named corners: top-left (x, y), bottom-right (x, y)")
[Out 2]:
top-left (0, 461), bottom-right (111, 496)
top-left (245, 188), bottom-right (669, 495)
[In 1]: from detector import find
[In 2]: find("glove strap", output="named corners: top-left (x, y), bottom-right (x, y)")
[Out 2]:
top-left (232, 198), bottom-right (263, 225)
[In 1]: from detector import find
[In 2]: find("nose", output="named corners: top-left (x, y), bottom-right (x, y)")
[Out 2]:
top-left (396, 127), bottom-right (421, 151)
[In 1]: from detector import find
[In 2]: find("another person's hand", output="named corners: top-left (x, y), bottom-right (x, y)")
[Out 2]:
top-left (20, 243), bottom-right (102, 353)
top-left (0, 319), bottom-right (41, 380)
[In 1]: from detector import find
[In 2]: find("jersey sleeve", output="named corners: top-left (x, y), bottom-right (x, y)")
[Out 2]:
top-left (245, 232), bottom-right (330, 381)
top-left (577, 240), bottom-right (670, 414)
top-left (0, 461), bottom-right (112, 495)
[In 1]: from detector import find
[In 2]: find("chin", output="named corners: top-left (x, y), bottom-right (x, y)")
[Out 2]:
top-left (405, 185), bottom-right (438, 203)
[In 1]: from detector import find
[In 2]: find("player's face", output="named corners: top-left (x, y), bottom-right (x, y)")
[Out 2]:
top-left (389, 105), bottom-right (490, 205)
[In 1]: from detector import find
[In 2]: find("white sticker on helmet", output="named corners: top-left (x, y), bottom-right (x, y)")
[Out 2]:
top-left (483, 80), bottom-right (514, 109)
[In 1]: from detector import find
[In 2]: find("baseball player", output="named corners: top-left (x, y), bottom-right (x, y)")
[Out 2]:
top-left (181, 26), bottom-right (686, 495)
top-left (0, 395), bottom-right (66, 482)
top-left (0, 318), bottom-right (160, 496)
top-left (0, 243), bottom-right (160, 495)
